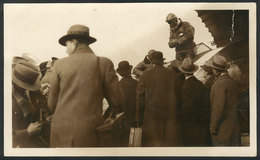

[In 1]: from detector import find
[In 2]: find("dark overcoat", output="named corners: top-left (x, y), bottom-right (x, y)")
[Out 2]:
top-left (181, 76), bottom-right (211, 146)
top-left (48, 45), bottom-right (122, 147)
top-left (136, 65), bottom-right (183, 147)
top-left (117, 75), bottom-right (138, 146)
top-left (210, 73), bottom-right (241, 146)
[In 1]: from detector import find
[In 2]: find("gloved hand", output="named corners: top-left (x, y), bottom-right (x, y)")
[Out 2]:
top-left (168, 40), bottom-right (178, 48)
top-left (27, 121), bottom-right (42, 136)
top-left (40, 83), bottom-right (51, 96)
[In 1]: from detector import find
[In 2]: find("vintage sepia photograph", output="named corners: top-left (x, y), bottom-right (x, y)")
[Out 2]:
top-left (3, 2), bottom-right (257, 156)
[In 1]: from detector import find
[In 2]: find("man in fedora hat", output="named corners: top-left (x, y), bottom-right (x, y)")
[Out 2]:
top-left (178, 58), bottom-right (211, 146)
top-left (116, 60), bottom-right (138, 146)
top-left (166, 13), bottom-right (197, 60)
top-left (133, 49), bottom-right (155, 79)
top-left (200, 60), bottom-right (215, 90)
top-left (12, 61), bottom-right (45, 147)
top-left (48, 24), bottom-right (122, 147)
top-left (136, 51), bottom-right (183, 147)
top-left (210, 55), bottom-right (240, 146)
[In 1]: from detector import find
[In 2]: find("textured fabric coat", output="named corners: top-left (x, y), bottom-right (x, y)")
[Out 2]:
top-left (48, 45), bottom-right (122, 147)
top-left (136, 65), bottom-right (183, 147)
top-left (169, 19), bottom-right (196, 57)
top-left (210, 73), bottom-right (241, 146)
top-left (181, 76), bottom-right (211, 146)
top-left (118, 75), bottom-right (138, 146)
top-left (133, 56), bottom-right (153, 78)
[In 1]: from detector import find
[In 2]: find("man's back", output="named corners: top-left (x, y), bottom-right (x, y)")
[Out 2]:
top-left (48, 46), bottom-right (121, 147)
top-left (136, 65), bottom-right (182, 146)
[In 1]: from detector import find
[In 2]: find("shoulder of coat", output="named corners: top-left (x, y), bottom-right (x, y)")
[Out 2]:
top-left (98, 56), bottom-right (114, 66)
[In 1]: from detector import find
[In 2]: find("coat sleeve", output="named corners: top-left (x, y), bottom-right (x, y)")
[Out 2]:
top-left (210, 82), bottom-right (227, 132)
top-left (133, 61), bottom-right (146, 78)
top-left (47, 64), bottom-right (60, 113)
top-left (103, 60), bottom-right (122, 113)
top-left (176, 22), bottom-right (195, 45)
top-left (135, 76), bottom-right (145, 126)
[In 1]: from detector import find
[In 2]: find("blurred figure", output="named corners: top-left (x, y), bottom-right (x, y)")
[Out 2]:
top-left (136, 51), bottom-right (182, 147)
top-left (12, 61), bottom-right (44, 147)
top-left (200, 60), bottom-right (215, 90)
top-left (178, 58), bottom-right (211, 146)
top-left (116, 60), bottom-right (138, 146)
top-left (210, 55), bottom-right (241, 146)
top-left (166, 13), bottom-right (197, 60)
top-left (48, 24), bottom-right (122, 147)
top-left (39, 57), bottom-right (58, 81)
top-left (133, 49), bottom-right (155, 79)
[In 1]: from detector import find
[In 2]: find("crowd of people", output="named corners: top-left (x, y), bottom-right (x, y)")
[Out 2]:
top-left (12, 13), bottom-right (242, 148)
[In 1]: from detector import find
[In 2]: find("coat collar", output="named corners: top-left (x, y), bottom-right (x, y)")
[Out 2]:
top-left (185, 75), bottom-right (194, 80)
top-left (73, 44), bottom-right (94, 55)
top-left (215, 72), bottom-right (229, 81)
top-left (121, 75), bottom-right (133, 80)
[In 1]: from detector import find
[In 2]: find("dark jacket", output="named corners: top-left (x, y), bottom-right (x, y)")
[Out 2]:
top-left (48, 44), bottom-right (122, 147)
top-left (12, 89), bottom-right (45, 148)
top-left (204, 75), bottom-right (215, 90)
top-left (136, 65), bottom-right (182, 147)
top-left (210, 73), bottom-right (241, 146)
top-left (169, 19), bottom-right (196, 57)
top-left (119, 75), bottom-right (138, 128)
top-left (181, 76), bottom-right (211, 146)
top-left (118, 75), bottom-right (138, 146)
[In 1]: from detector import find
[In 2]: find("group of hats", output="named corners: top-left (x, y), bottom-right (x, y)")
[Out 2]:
top-left (179, 55), bottom-right (229, 74)
top-left (116, 49), bottom-right (165, 75)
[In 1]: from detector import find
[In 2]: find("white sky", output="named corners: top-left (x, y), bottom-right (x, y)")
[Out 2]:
top-left (4, 3), bottom-right (216, 67)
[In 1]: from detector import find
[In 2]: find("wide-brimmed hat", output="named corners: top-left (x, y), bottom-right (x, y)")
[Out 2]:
top-left (12, 61), bottom-right (41, 91)
top-left (178, 57), bottom-right (199, 74)
top-left (59, 24), bottom-right (97, 46)
top-left (211, 55), bottom-right (229, 70)
top-left (201, 60), bottom-right (213, 73)
top-left (12, 56), bottom-right (27, 68)
top-left (150, 51), bottom-right (165, 63)
top-left (116, 61), bottom-right (133, 75)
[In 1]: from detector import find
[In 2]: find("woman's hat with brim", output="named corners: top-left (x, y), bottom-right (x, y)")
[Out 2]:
top-left (59, 25), bottom-right (97, 46)
top-left (12, 61), bottom-right (41, 91)
top-left (211, 55), bottom-right (229, 70)
top-left (116, 61), bottom-right (133, 75)
top-left (178, 57), bottom-right (199, 74)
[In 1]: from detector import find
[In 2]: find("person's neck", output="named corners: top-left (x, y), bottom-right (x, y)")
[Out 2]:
top-left (72, 43), bottom-right (93, 54)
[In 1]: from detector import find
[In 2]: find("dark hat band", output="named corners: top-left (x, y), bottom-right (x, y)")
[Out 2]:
top-left (212, 61), bottom-right (226, 69)
top-left (68, 31), bottom-right (90, 36)
top-left (182, 65), bottom-right (195, 72)
top-left (13, 69), bottom-right (38, 84)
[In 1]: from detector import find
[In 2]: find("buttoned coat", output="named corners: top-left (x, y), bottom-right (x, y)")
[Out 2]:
top-left (48, 45), bottom-right (122, 147)
top-left (210, 74), bottom-right (241, 146)
top-left (181, 76), bottom-right (211, 146)
top-left (136, 65), bottom-right (183, 147)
